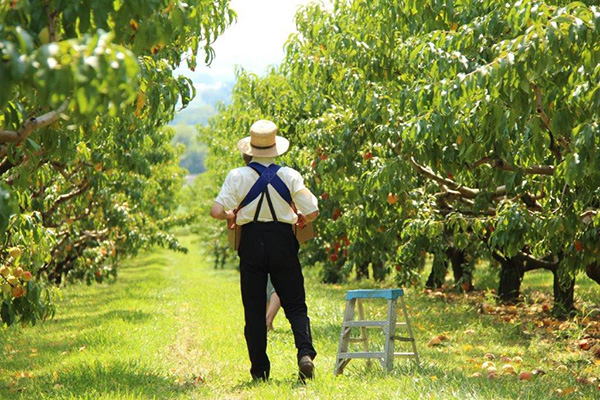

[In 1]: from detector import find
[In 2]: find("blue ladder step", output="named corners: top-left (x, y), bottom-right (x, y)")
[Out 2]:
top-left (345, 289), bottom-right (404, 300)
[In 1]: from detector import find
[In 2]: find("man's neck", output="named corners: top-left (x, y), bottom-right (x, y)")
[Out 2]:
top-left (251, 157), bottom-right (276, 166)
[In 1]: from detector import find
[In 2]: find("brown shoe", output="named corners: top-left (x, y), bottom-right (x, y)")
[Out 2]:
top-left (298, 355), bottom-right (314, 381)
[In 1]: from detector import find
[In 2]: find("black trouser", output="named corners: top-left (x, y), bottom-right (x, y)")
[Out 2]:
top-left (239, 222), bottom-right (317, 379)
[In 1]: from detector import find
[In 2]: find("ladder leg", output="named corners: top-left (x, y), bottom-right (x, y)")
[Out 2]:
top-left (334, 298), bottom-right (356, 376)
top-left (399, 295), bottom-right (420, 364)
top-left (357, 299), bottom-right (371, 367)
top-left (383, 299), bottom-right (397, 372)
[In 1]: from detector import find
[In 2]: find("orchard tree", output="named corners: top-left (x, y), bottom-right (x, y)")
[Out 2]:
top-left (199, 0), bottom-right (599, 316)
top-left (0, 0), bottom-right (235, 326)
top-left (283, 0), bottom-right (600, 314)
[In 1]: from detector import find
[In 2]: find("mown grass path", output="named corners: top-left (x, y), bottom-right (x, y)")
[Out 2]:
top-left (1, 232), bottom-right (598, 399)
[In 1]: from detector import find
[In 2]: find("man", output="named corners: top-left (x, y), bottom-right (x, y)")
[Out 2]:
top-left (210, 120), bottom-right (319, 381)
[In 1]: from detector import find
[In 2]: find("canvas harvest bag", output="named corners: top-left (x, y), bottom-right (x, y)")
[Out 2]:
top-left (227, 162), bottom-right (315, 250)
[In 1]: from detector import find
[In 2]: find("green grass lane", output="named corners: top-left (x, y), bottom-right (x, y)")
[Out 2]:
top-left (0, 232), bottom-right (598, 399)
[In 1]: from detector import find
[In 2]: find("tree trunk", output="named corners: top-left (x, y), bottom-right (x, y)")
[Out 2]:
top-left (552, 273), bottom-right (576, 317)
top-left (496, 256), bottom-right (524, 303)
top-left (426, 254), bottom-right (447, 289)
top-left (356, 262), bottom-right (369, 280)
top-left (219, 246), bottom-right (227, 269)
top-left (585, 262), bottom-right (600, 285)
top-left (447, 247), bottom-right (473, 291)
top-left (372, 261), bottom-right (387, 281)
top-left (213, 247), bottom-right (220, 269)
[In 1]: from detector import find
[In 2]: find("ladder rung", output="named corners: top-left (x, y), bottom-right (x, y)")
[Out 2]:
top-left (396, 322), bottom-right (407, 326)
top-left (391, 336), bottom-right (414, 342)
top-left (338, 352), bottom-right (385, 359)
top-left (394, 352), bottom-right (417, 358)
top-left (348, 338), bottom-right (368, 343)
top-left (343, 320), bottom-right (387, 327)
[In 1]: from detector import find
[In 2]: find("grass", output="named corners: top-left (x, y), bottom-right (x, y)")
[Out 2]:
top-left (0, 231), bottom-right (598, 399)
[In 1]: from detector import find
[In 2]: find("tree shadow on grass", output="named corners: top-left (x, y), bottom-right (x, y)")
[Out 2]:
top-left (53, 308), bottom-right (154, 327)
top-left (120, 255), bottom-right (171, 272)
top-left (0, 308), bottom-right (157, 377)
top-left (18, 360), bottom-right (196, 399)
top-left (230, 375), bottom-right (309, 392)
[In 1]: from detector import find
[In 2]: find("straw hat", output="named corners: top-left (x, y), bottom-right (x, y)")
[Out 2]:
top-left (237, 120), bottom-right (289, 157)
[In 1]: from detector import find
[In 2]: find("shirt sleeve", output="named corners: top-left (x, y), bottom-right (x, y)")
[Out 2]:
top-left (215, 169), bottom-right (241, 211)
top-left (287, 169), bottom-right (319, 215)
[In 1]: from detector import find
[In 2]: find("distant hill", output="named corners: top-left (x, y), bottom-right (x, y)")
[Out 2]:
top-left (171, 81), bottom-right (234, 126)
top-left (170, 79), bottom-right (234, 174)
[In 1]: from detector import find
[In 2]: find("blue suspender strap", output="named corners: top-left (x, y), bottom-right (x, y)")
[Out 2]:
top-left (248, 163), bottom-right (292, 203)
top-left (237, 163), bottom-right (295, 222)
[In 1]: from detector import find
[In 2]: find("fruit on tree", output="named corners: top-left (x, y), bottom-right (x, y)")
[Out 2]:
top-left (22, 271), bottom-right (33, 282)
top-left (1, 283), bottom-right (11, 294)
top-left (11, 286), bottom-right (24, 298)
top-left (38, 27), bottom-right (50, 44)
top-left (8, 247), bottom-right (21, 259)
top-left (7, 276), bottom-right (19, 286)
top-left (0, 266), bottom-right (9, 277)
top-left (363, 152), bottom-right (373, 161)
top-left (13, 267), bottom-right (23, 278)
top-left (332, 208), bottom-right (342, 221)
top-left (387, 193), bottom-right (398, 205)
top-left (330, 253), bottom-right (339, 262)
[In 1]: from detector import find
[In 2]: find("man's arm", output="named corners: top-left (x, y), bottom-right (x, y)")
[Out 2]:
top-left (297, 210), bottom-right (319, 227)
top-left (210, 202), bottom-right (235, 220)
top-left (305, 210), bottom-right (319, 222)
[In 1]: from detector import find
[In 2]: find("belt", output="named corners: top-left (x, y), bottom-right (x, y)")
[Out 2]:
top-left (241, 221), bottom-right (293, 232)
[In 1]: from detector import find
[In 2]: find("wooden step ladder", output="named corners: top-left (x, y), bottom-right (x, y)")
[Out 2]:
top-left (334, 289), bottom-right (419, 375)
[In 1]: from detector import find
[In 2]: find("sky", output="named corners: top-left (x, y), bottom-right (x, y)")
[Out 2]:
top-left (175, 0), bottom-right (317, 97)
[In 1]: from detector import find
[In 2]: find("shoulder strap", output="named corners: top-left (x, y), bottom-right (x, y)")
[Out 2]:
top-left (236, 163), bottom-right (295, 222)
top-left (241, 163), bottom-right (293, 205)
top-left (250, 163), bottom-right (292, 203)
top-left (238, 163), bottom-right (270, 208)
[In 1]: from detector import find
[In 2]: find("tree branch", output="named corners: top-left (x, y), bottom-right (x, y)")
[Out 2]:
top-left (468, 156), bottom-right (554, 175)
top-left (410, 157), bottom-right (480, 199)
top-left (517, 252), bottom-right (558, 272)
top-left (0, 101), bottom-right (67, 144)
top-left (43, 180), bottom-right (91, 220)
top-left (491, 158), bottom-right (554, 175)
top-left (43, 0), bottom-right (57, 42)
top-left (532, 84), bottom-right (564, 160)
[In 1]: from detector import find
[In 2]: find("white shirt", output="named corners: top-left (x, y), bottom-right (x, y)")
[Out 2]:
top-left (215, 157), bottom-right (319, 225)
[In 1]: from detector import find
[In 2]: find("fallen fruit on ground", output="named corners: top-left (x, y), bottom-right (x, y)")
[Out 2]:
top-left (501, 364), bottom-right (516, 375)
top-left (519, 371), bottom-right (533, 381)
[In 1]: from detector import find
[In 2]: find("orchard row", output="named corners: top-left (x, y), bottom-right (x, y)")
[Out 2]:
top-left (0, 0), bottom-right (235, 326)
top-left (195, 0), bottom-right (600, 315)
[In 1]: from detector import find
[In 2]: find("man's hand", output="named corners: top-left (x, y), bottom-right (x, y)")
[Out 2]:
top-left (226, 216), bottom-right (236, 230)
top-left (296, 210), bottom-right (319, 228)
top-left (296, 213), bottom-right (308, 229)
